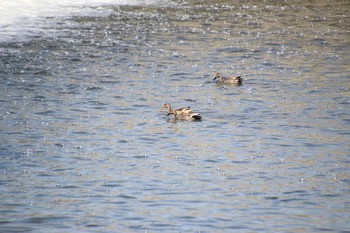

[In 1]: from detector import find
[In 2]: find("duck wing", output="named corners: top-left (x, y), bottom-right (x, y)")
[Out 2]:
top-left (175, 107), bottom-right (193, 115)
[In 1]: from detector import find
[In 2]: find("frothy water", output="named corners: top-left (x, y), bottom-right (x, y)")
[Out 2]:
top-left (1, 0), bottom-right (349, 232)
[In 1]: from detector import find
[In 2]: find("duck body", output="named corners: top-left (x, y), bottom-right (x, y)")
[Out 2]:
top-left (161, 103), bottom-right (192, 115)
top-left (161, 103), bottom-right (201, 121)
top-left (213, 73), bottom-right (243, 85)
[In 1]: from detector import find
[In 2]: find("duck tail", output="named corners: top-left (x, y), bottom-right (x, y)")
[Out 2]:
top-left (191, 113), bottom-right (202, 120)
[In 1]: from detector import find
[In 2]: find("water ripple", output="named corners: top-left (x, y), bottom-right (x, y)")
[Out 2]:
top-left (1, 0), bottom-right (349, 232)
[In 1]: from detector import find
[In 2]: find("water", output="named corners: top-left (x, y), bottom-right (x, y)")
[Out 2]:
top-left (1, 0), bottom-right (350, 232)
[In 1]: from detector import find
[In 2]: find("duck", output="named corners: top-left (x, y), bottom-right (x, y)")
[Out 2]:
top-left (213, 72), bottom-right (243, 85)
top-left (161, 103), bottom-right (201, 121)
top-left (161, 103), bottom-right (193, 115)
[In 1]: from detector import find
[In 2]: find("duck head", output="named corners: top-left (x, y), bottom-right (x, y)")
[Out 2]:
top-left (161, 103), bottom-right (171, 110)
top-left (161, 103), bottom-right (173, 115)
top-left (213, 73), bottom-right (223, 81)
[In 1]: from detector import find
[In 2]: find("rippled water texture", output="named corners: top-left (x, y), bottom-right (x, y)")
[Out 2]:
top-left (1, 0), bottom-right (350, 232)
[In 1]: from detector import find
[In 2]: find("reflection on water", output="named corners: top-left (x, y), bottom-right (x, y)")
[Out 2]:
top-left (0, 0), bottom-right (349, 232)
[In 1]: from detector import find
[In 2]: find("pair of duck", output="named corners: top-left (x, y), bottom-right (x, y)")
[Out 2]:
top-left (161, 73), bottom-right (243, 121)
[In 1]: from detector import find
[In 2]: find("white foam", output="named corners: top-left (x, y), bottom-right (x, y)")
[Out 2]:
top-left (0, 0), bottom-right (169, 42)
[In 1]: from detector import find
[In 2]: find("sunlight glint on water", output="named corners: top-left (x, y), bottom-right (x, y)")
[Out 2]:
top-left (0, 0), bottom-right (169, 42)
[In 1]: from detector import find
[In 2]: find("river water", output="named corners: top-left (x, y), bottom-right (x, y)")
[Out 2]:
top-left (1, 0), bottom-right (349, 232)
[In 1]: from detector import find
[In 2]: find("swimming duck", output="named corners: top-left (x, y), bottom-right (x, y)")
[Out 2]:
top-left (161, 103), bottom-right (192, 115)
top-left (213, 73), bottom-right (243, 85)
top-left (161, 103), bottom-right (201, 121)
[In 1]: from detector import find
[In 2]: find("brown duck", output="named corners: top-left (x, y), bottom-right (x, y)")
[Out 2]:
top-left (161, 103), bottom-right (201, 121)
top-left (213, 73), bottom-right (243, 85)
